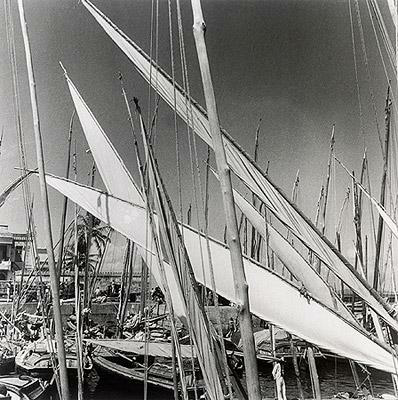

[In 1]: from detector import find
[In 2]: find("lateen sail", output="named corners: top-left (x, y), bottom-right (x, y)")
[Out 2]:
top-left (63, 69), bottom-right (359, 330)
top-left (65, 67), bottom-right (225, 398)
top-left (58, 68), bottom-right (398, 371)
top-left (230, 184), bottom-right (358, 325)
top-left (61, 70), bottom-right (187, 318)
top-left (139, 114), bottom-right (225, 399)
top-left (42, 172), bottom-right (398, 374)
top-left (62, 68), bottom-right (144, 207)
top-left (80, 0), bottom-right (398, 331)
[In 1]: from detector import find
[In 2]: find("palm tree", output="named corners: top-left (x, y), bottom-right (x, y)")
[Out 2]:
top-left (63, 214), bottom-right (110, 275)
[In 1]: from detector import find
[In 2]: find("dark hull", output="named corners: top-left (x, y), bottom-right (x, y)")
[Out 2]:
top-left (93, 355), bottom-right (175, 391)
top-left (0, 356), bottom-right (15, 375)
top-left (15, 363), bottom-right (94, 383)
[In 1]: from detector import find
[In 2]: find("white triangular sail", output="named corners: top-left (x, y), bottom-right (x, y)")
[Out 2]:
top-left (42, 173), bottom-right (398, 374)
top-left (63, 69), bottom-right (359, 330)
top-left (62, 72), bottom-right (226, 397)
top-left (45, 172), bottom-right (187, 317)
top-left (62, 67), bottom-right (143, 207)
top-left (81, 0), bottom-right (398, 331)
top-left (231, 186), bottom-right (357, 325)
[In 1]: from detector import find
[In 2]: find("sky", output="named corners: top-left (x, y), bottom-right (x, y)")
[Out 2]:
top-left (0, 0), bottom-right (396, 284)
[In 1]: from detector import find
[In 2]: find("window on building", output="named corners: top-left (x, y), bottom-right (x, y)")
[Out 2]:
top-left (15, 246), bottom-right (23, 262)
top-left (0, 245), bottom-right (7, 262)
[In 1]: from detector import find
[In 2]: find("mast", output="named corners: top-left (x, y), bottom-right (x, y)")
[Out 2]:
top-left (353, 152), bottom-right (366, 274)
top-left (83, 162), bottom-right (96, 313)
top-left (73, 146), bottom-right (84, 400)
top-left (288, 333), bottom-right (304, 400)
top-left (57, 111), bottom-right (75, 279)
top-left (309, 186), bottom-right (324, 265)
top-left (17, 1), bottom-right (70, 399)
top-left (336, 187), bottom-right (350, 297)
top-left (373, 86), bottom-right (392, 290)
top-left (117, 240), bottom-right (134, 338)
top-left (317, 126), bottom-right (335, 273)
top-left (291, 169), bottom-right (300, 204)
top-left (0, 128), bottom-right (3, 158)
top-left (307, 347), bottom-right (321, 400)
top-left (250, 119), bottom-right (262, 259)
top-left (190, 1), bottom-right (261, 399)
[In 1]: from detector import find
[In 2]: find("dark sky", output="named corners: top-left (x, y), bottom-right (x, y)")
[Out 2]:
top-left (0, 0), bottom-right (396, 281)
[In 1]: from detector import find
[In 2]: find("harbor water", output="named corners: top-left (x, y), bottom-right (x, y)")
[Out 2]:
top-left (42, 357), bottom-right (395, 399)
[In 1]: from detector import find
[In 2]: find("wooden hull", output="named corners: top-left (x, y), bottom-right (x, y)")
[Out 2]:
top-left (15, 353), bottom-right (92, 380)
top-left (15, 340), bottom-right (92, 380)
top-left (93, 355), bottom-right (175, 391)
top-left (0, 374), bottom-right (48, 400)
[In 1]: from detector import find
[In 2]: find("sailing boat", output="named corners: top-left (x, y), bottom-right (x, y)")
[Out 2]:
top-left (34, 0), bottom-right (397, 376)
top-left (87, 339), bottom-right (205, 394)
top-left (4, 0), bottom-right (398, 398)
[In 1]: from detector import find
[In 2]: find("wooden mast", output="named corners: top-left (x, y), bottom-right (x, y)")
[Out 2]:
top-left (251, 118), bottom-right (262, 260)
top-left (317, 125), bottom-right (335, 273)
top-left (288, 333), bottom-right (304, 400)
top-left (190, 1), bottom-right (261, 399)
top-left (73, 146), bottom-right (84, 400)
top-left (17, 1), bottom-right (70, 399)
top-left (57, 111), bottom-right (75, 279)
top-left (336, 187), bottom-right (350, 297)
top-left (373, 86), bottom-right (392, 291)
top-left (307, 347), bottom-right (321, 400)
top-left (353, 153), bottom-right (367, 273)
top-left (83, 162), bottom-right (96, 313)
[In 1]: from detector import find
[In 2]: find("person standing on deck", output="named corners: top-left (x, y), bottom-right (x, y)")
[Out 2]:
top-left (272, 358), bottom-right (287, 400)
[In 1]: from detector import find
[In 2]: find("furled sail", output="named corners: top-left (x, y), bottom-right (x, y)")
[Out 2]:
top-left (356, 179), bottom-right (398, 240)
top-left (386, 0), bottom-right (397, 28)
top-left (0, 172), bottom-right (34, 208)
top-left (86, 339), bottom-right (195, 359)
top-left (81, 0), bottom-right (398, 331)
top-left (140, 116), bottom-right (225, 399)
top-left (41, 173), bottom-right (398, 374)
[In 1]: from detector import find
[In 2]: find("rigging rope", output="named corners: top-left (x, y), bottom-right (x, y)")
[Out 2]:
top-left (147, 0), bottom-right (156, 134)
top-left (353, 0), bottom-right (384, 154)
top-left (167, 0), bottom-right (184, 229)
top-left (3, 3), bottom-right (56, 371)
top-left (174, 3), bottom-right (214, 347)
top-left (366, 0), bottom-right (398, 116)
top-left (367, 0), bottom-right (396, 70)
top-left (4, 0), bottom-right (32, 221)
top-left (348, 0), bottom-right (367, 150)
